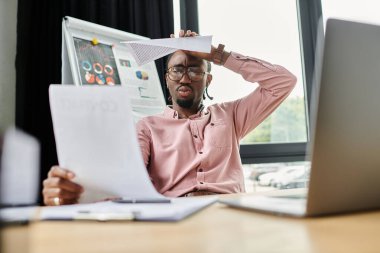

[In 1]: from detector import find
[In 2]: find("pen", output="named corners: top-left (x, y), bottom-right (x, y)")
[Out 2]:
top-left (112, 198), bottom-right (171, 204)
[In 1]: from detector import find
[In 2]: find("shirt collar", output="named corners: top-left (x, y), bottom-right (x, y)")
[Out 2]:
top-left (163, 105), bottom-right (208, 119)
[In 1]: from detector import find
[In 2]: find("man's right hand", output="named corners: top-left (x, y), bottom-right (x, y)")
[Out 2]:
top-left (42, 166), bottom-right (84, 206)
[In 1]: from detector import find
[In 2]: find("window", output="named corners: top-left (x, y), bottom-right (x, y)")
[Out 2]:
top-left (175, 0), bottom-right (321, 163)
top-left (173, 0), bottom-right (321, 192)
top-left (198, 0), bottom-right (307, 145)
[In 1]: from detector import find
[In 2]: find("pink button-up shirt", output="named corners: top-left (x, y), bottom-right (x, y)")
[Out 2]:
top-left (136, 52), bottom-right (297, 197)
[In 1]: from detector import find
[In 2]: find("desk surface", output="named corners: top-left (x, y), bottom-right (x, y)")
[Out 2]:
top-left (2, 197), bottom-right (380, 253)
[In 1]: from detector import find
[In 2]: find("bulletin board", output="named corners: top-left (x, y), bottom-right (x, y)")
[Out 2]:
top-left (61, 16), bottom-right (166, 117)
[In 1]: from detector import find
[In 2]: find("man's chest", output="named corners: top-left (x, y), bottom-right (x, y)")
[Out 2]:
top-left (150, 117), bottom-right (236, 151)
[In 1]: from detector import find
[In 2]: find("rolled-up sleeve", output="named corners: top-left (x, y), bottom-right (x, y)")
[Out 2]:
top-left (223, 52), bottom-right (297, 138)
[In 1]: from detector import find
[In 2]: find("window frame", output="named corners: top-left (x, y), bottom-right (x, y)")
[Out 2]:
top-left (179, 0), bottom-right (322, 163)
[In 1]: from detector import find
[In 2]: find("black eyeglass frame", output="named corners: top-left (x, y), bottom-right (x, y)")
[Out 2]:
top-left (166, 66), bottom-right (209, 82)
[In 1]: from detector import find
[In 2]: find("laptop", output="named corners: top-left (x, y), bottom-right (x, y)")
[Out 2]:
top-left (219, 18), bottom-right (380, 217)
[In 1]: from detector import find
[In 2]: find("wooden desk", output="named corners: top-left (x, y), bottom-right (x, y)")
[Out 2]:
top-left (2, 201), bottom-right (380, 253)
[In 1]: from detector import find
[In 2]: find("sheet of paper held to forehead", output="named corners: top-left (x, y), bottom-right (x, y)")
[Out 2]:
top-left (121, 35), bottom-right (212, 66)
top-left (49, 85), bottom-right (168, 203)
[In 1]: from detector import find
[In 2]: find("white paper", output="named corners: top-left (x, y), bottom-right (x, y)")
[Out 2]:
top-left (49, 85), bottom-right (167, 203)
top-left (0, 128), bottom-right (40, 205)
top-left (121, 35), bottom-right (212, 66)
top-left (0, 207), bottom-right (38, 223)
top-left (39, 196), bottom-right (217, 221)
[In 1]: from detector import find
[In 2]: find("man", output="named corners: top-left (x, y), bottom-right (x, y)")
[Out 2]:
top-left (42, 30), bottom-right (296, 205)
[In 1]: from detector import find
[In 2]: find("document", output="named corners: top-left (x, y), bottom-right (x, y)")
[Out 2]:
top-left (49, 85), bottom-right (167, 203)
top-left (121, 35), bottom-right (212, 66)
top-left (0, 207), bottom-right (38, 224)
top-left (39, 196), bottom-right (217, 221)
top-left (49, 85), bottom-right (218, 221)
top-left (0, 128), bottom-right (40, 206)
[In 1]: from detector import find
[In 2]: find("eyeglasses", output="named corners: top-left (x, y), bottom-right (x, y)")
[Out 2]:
top-left (167, 66), bottom-right (208, 82)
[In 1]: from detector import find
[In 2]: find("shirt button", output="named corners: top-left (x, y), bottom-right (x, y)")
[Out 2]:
top-left (198, 168), bottom-right (203, 172)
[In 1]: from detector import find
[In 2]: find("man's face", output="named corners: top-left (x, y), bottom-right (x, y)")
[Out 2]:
top-left (166, 51), bottom-right (210, 110)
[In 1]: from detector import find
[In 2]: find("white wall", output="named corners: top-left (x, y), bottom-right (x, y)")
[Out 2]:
top-left (0, 0), bottom-right (17, 131)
